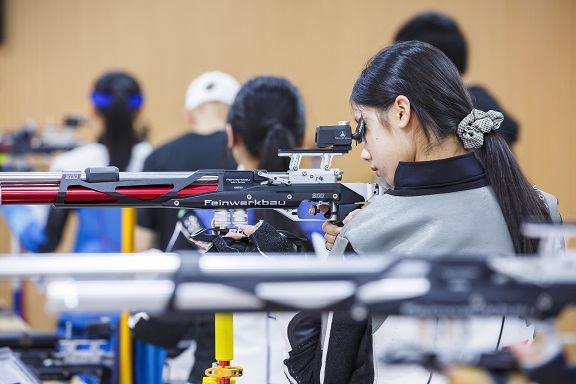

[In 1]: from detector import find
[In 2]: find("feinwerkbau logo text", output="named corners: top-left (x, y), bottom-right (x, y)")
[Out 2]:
top-left (204, 199), bottom-right (287, 206)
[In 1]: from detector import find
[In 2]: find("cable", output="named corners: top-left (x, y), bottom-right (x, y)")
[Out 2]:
top-left (495, 316), bottom-right (506, 350)
top-left (165, 222), bottom-right (184, 252)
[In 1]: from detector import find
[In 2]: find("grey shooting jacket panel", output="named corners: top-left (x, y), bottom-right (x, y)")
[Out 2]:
top-left (331, 185), bottom-right (515, 258)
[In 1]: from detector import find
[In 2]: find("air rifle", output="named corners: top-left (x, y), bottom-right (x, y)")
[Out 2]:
top-left (0, 121), bottom-right (380, 227)
top-left (0, 117), bottom-right (85, 156)
top-left (0, 120), bottom-right (377, 383)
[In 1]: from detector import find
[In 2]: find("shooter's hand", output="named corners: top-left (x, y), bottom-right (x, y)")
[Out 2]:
top-left (225, 227), bottom-right (251, 240)
top-left (223, 223), bottom-right (260, 240)
top-left (309, 204), bottom-right (360, 251)
top-left (218, 221), bottom-right (297, 254)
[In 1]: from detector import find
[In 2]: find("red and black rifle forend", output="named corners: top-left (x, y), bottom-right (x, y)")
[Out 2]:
top-left (0, 167), bottom-right (380, 223)
top-left (0, 122), bottom-right (382, 223)
top-left (0, 167), bottom-right (218, 205)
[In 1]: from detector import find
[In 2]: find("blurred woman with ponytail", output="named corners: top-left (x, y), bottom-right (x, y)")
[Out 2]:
top-left (225, 75), bottom-right (318, 252)
top-left (86, 71), bottom-right (150, 175)
top-left (0, 71), bottom-right (153, 384)
top-left (227, 76), bottom-right (305, 173)
top-left (208, 75), bottom-right (323, 384)
top-left (2, 71), bottom-right (152, 253)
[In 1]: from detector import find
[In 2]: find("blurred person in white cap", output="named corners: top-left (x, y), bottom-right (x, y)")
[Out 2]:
top-left (136, 70), bottom-right (239, 252)
top-left (134, 71), bottom-right (239, 384)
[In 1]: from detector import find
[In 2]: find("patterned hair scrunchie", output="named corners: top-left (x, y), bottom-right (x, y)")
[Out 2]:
top-left (457, 109), bottom-right (504, 149)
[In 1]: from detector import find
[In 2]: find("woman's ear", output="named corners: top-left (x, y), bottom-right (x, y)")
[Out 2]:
top-left (185, 108), bottom-right (196, 129)
top-left (394, 95), bottom-right (411, 130)
top-left (225, 123), bottom-right (235, 149)
top-left (91, 106), bottom-right (101, 119)
top-left (132, 108), bottom-right (142, 122)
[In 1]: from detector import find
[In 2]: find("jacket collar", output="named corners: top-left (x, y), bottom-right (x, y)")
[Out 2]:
top-left (393, 152), bottom-right (485, 190)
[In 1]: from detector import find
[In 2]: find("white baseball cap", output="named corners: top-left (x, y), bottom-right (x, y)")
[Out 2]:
top-left (185, 71), bottom-right (240, 111)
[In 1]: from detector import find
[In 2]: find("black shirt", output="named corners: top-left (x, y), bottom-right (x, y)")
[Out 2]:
top-left (136, 131), bottom-right (237, 251)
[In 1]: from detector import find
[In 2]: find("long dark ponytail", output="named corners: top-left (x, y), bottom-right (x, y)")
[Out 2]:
top-left (227, 76), bottom-right (305, 172)
top-left (351, 41), bottom-right (551, 254)
top-left (91, 71), bottom-right (143, 171)
top-left (478, 131), bottom-right (551, 253)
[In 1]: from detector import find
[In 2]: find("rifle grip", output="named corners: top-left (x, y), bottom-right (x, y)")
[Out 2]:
top-left (326, 204), bottom-right (362, 227)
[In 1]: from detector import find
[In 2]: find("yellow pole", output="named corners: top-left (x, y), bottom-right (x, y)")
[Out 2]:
top-left (121, 207), bottom-right (136, 253)
top-left (120, 208), bottom-right (136, 384)
top-left (215, 312), bottom-right (234, 362)
top-left (119, 309), bottom-right (134, 384)
top-left (203, 312), bottom-right (242, 383)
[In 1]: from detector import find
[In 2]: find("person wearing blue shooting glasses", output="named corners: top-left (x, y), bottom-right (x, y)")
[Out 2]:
top-left (1, 70), bottom-right (153, 383)
top-left (2, 70), bottom-right (152, 253)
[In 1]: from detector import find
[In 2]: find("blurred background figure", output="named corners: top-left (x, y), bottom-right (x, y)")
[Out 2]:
top-left (135, 70), bottom-right (239, 252)
top-left (133, 70), bottom-right (239, 384)
top-left (136, 75), bottom-right (323, 384)
top-left (2, 70), bottom-right (152, 253)
top-left (394, 11), bottom-right (520, 149)
top-left (222, 75), bottom-right (322, 384)
top-left (0, 70), bottom-right (153, 384)
top-left (225, 75), bottom-right (321, 254)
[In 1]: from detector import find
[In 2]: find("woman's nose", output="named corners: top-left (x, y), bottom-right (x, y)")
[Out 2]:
top-left (360, 147), bottom-right (371, 162)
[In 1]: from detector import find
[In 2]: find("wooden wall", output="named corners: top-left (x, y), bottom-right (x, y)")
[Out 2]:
top-left (0, 0), bottom-right (575, 328)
